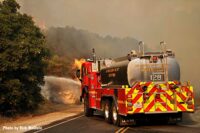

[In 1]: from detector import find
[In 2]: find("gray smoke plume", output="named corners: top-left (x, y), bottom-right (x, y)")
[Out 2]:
top-left (46, 26), bottom-right (139, 59)
top-left (41, 76), bottom-right (81, 104)
top-left (18, 0), bottom-right (200, 101)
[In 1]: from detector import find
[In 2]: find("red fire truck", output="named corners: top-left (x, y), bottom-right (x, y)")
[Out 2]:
top-left (76, 42), bottom-right (195, 126)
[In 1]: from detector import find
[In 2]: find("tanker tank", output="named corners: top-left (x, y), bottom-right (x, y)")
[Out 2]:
top-left (100, 52), bottom-right (180, 87)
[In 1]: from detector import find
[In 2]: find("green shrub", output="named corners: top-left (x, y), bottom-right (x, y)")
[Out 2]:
top-left (0, 0), bottom-right (49, 116)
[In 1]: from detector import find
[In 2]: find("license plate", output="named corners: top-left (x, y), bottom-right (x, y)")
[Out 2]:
top-left (150, 74), bottom-right (164, 81)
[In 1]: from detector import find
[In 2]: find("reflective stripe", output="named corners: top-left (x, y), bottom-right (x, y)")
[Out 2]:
top-left (126, 81), bottom-right (195, 114)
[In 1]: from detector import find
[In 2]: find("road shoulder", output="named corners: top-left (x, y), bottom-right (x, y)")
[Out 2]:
top-left (0, 104), bottom-right (83, 133)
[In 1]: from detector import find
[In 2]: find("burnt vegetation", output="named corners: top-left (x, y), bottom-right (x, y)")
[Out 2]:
top-left (45, 26), bottom-right (139, 77)
top-left (46, 26), bottom-right (139, 59)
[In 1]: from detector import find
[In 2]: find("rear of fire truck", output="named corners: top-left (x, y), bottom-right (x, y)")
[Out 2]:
top-left (76, 42), bottom-right (195, 126)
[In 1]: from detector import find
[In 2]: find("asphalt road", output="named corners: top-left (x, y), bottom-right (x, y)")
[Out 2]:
top-left (29, 113), bottom-right (200, 133)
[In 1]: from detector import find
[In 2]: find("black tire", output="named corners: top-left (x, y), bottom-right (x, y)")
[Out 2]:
top-left (112, 102), bottom-right (122, 126)
top-left (104, 100), bottom-right (112, 123)
top-left (84, 95), bottom-right (93, 117)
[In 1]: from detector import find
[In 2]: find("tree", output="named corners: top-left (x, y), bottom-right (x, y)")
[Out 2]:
top-left (0, 0), bottom-right (49, 116)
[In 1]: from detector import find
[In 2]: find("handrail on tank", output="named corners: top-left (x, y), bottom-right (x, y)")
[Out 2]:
top-left (92, 48), bottom-right (96, 63)
top-left (160, 41), bottom-right (169, 82)
top-left (138, 41), bottom-right (145, 57)
top-left (160, 41), bottom-right (167, 53)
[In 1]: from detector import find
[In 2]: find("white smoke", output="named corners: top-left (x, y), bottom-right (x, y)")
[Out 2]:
top-left (41, 76), bottom-right (81, 104)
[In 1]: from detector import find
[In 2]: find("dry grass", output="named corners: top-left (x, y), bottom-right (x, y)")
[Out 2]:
top-left (33, 101), bottom-right (70, 116)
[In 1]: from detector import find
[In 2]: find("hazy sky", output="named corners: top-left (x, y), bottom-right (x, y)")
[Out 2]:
top-left (18, 0), bottom-right (200, 46)
top-left (17, 0), bottom-right (200, 92)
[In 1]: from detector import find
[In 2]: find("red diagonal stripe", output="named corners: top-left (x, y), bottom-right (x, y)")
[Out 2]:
top-left (145, 82), bottom-right (152, 87)
top-left (177, 92), bottom-right (187, 101)
top-left (157, 98), bottom-right (173, 111)
top-left (177, 91), bottom-right (193, 111)
top-left (163, 92), bottom-right (187, 111)
top-left (159, 91), bottom-right (176, 111)
top-left (144, 100), bottom-right (155, 112)
top-left (127, 82), bottom-right (152, 97)
top-left (185, 87), bottom-right (194, 99)
top-left (132, 93), bottom-right (143, 104)
top-left (148, 86), bottom-right (157, 96)
top-left (156, 107), bottom-right (162, 112)
top-left (161, 90), bottom-right (173, 101)
top-left (144, 85), bottom-right (158, 112)
top-left (134, 107), bottom-right (142, 113)
top-left (177, 102), bottom-right (187, 111)
top-left (127, 83), bottom-right (140, 97)
top-left (185, 87), bottom-right (192, 94)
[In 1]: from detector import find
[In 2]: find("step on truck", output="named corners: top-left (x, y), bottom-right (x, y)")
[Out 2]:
top-left (76, 42), bottom-right (195, 126)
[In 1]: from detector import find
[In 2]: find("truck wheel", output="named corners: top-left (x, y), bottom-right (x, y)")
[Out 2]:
top-left (84, 96), bottom-right (93, 117)
top-left (104, 100), bottom-right (112, 123)
top-left (112, 102), bottom-right (122, 126)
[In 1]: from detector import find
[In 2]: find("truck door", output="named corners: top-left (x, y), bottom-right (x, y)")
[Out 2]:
top-left (82, 63), bottom-right (97, 108)
top-left (81, 65), bottom-right (89, 87)
top-left (88, 72), bottom-right (97, 108)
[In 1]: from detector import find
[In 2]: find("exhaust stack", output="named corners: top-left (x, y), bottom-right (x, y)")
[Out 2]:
top-left (92, 48), bottom-right (96, 63)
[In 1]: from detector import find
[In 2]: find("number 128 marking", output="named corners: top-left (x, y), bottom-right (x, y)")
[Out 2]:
top-left (150, 74), bottom-right (163, 81)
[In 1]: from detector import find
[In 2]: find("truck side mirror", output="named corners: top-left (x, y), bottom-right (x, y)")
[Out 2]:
top-left (76, 69), bottom-right (81, 81)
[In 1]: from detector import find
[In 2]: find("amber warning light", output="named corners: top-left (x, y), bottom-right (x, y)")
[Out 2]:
top-left (152, 56), bottom-right (158, 63)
